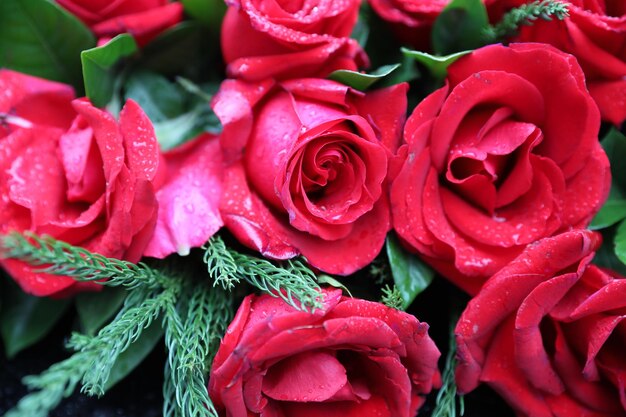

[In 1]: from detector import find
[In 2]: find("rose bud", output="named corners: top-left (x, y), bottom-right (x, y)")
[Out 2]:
top-left (209, 289), bottom-right (441, 417)
top-left (390, 43), bottom-right (610, 295)
top-left (221, 0), bottom-right (369, 81)
top-left (456, 230), bottom-right (626, 416)
top-left (0, 70), bottom-right (161, 296)
top-left (212, 78), bottom-right (408, 275)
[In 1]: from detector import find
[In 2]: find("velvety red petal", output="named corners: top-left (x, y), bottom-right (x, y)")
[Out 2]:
top-left (71, 99), bottom-right (124, 183)
top-left (514, 273), bottom-right (580, 394)
top-left (119, 99), bottom-right (160, 182)
top-left (589, 79), bottom-right (626, 126)
top-left (280, 394), bottom-right (391, 417)
top-left (212, 79), bottom-right (275, 163)
top-left (350, 83), bottom-right (408, 153)
top-left (92, 2), bottom-right (183, 46)
top-left (262, 351), bottom-right (348, 402)
top-left (0, 69), bottom-right (76, 130)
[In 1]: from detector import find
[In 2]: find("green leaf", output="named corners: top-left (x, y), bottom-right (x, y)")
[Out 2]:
top-left (432, 0), bottom-right (489, 55)
top-left (76, 287), bottom-right (128, 336)
top-left (402, 48), bottom-right (471, 80)
top-left (328, 64), bottom-right (401, 91)
top-left (0, 0), bottom-right (95, 89)
top-left (182, 0), bottom-right (227, 31)
top-left (385, 234), bottom-right (434, 310)
top-left (139, 22), bottom-right (214, 78)
top-left (595, 227), bottom-right (626, 276)
top-left (590, 197), bottom-right (626, 230)
top-left (614, 219), bottom-right (626, 266)
top-left (601, 128), bottom-right (626, 193)
top-left (0, 281), bottom-right (71, 358)
top-left (351, 13), bottom-right (369, 47)
top-left (317, 274), bottom-right (353, 297)
top-left (81, 34), bottom-right (138, 108)
top-left (104, 319), bottom-right (164, 390)
top-left (124, 71), bottom-right (186, 122)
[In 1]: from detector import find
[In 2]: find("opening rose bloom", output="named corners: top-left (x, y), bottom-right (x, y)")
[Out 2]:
top-left (213, 78), bottom-right (407, 275)
top-left (56, 0), bottom-right (183, 46)
top-left (0, 70), bottom-right (161, 296)
top-left (517, 0), bottom-right (626, 125)
top-left (221, 0), bottom-right (368, 81)
top-left (455, 230), bottom-right (626, 416)
top-left (390, 43), bottom-right (610, 295)
top-left (209, 289), bottom-right (441, 417)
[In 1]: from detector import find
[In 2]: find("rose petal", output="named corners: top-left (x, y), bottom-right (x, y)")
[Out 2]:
top-left (144, 134), bottom-right (223, 258)
top-left (262, 351), bottom-right (348, 402)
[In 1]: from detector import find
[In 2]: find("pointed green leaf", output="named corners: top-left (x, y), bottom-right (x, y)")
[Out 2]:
top-left (595, 227), bottom-right (626, 276)
top-left (590, 197), bottom-right (626, 230)
top-left (386, 234), bottom-right (434, 310)
top-left (104, 319), bottom-right (164, 390)
top-left (432, 0), bottom-right (489, 55)
top-left (601, 128), bottom-right (626, 193)
top-left (81, 34), bottom-right (138, 108)
top-left (1, 281), bottom-right (71, 358)
top-left (124, 71), bottom-right (186, 122)
top-left (76, 287), bottom-right (127, 336)
top-left (317, 274), bottom-right (353, 297)
top-left (0, 0), bottom-right (95, 89)
top-left (402, 48), bottom-right (471, 80)
top-left (614, 219), bottom-right (626, 267)
top-left (328, 64), bottom-right (401, 91)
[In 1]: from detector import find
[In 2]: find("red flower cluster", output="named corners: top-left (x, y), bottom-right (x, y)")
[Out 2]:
top-left (2, 0), bottom-right (625, 415)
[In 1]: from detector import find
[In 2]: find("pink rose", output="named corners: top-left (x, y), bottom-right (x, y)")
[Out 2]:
top-left (209, 289), bottom-right (441, 417)
top-left (212, 78), bottom-right (407, 274)
top-left (0, 70), bottom-right (161, 296)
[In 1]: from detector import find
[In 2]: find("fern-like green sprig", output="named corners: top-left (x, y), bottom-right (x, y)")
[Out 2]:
top-left (203, 235), bottom-right (239, 290)
top-left (79, 286), bottom-right (179, 396)
top-left (231, 253), bottom-right (323, 312)
top-left (0, 232), bottom-right (168, 289)
top-left (431, 321), bottom-right (465, 417)
top-left (5, 285), bottom-right (178, 417)
top-left (381, 285), bottom-right (404, 310)
top-left (5, 352), bottom-right (94, 417)
top-left (484, 0), bottom-right (569, 42)
top-left (162, 282), bottom-right (232, 417)
top-left (202, 237), bottom-right (324, 312)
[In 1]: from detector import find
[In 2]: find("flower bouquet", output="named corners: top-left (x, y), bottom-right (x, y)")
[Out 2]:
top-left (0, 0), bottom-right (625, 416)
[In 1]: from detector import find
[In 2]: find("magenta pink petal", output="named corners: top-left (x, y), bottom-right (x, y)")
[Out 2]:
top-left (119, 99), bottom-right (160, 182)
top-left (144, 134), bottom-right (223, 258)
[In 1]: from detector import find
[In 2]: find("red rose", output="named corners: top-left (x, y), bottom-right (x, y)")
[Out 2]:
top-left (390, 43), bottom-right (610, 295)
top-left (212, 79), bottom-right (407, 274)
top-left (455, 230), bottom-right (626, 416)
top-left (367, 0), bottom-right (524, 51)
top-left (209, 289), bottom-right (441, 417)
top-left (56, 0), bottom-right (183, 46)
top-left (221, 0), bottom-right (368, 81)
top-left (0, 70), bottom-right (161, 296)
top-left (143, 133), bottom-right (224, 258)
top-left (517, 0), bottom-right (626, 125)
